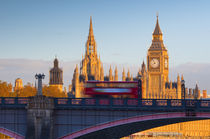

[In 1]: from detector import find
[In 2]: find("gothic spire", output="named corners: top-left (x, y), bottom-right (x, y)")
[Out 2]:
top-left (88, 16), bottom-right (94, 40)
top-left (54, 58), bottom-right (58, 68)
top-left (122, 68), bottom-right (126, 81)
top-left (127, 69), bottom-right (130, 79)
top-left (181, 74), bottom-right (184, 81)
top-left (86, 16), bottom-right (96, 55)
top-left (137, 68), bottom-right (141, 77)
top-left (100, 66), bottom-right (104, 81)
top-left (75, 64), bottom-right (79, 73)
top-left (177, 74), bottom-right (181, 84)
top-left (109, 65), bottom-right (113, 81)
top-left (177, 74), bottom-right (180, 80)
top-left (170, 80), bottom-right (172, 89)
top-left (131, 74), bottom-right (133, 81)
top-left (195, 84), bottom-right (198, 89)
top-left (153, 15), bottom-right (162, 35)
top-left (114, 66), bottom-right (118, 81)
top-left (149, 14), bottom-right (166, 50)
top-left (76, 64), bottom-right (78, 70)
top-left (141, 61), bottom-right (146, 74)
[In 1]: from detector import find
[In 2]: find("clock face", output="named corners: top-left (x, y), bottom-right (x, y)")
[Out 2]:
top-left (150, 58), bottom-right (159, 68)
top-left (165, 59), bottom-right (168, 68)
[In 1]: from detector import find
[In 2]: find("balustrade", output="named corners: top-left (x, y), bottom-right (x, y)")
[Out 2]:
top-left (0, 97), bottom-right (209, 111)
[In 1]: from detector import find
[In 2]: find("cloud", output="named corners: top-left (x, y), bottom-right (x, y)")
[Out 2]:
top-left (0, 59), bottom-right (79, 89)
top-left (169, 62), bottom-right (210, 94)
top-left (0, 59), bottom-right (209, 94)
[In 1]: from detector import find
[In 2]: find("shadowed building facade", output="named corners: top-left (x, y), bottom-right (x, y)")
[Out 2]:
top-left (49, 58), bottom-right (63, 91)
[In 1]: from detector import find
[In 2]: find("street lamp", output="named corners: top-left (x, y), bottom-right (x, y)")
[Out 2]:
top-left (138, 75), bottom-right (142, 100)
top-left (181, 79), bottom-right (185, 100)
top-left (35, 73), bottom-right (45, 96)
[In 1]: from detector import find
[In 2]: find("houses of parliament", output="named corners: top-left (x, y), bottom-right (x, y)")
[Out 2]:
top-left (64, 16), bottom-right (204, 100)
top-left (32, 16), bottom-right (209, 137)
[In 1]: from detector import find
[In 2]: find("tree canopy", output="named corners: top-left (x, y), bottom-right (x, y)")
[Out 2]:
top-left (0, 80), bottom-right (67, 98)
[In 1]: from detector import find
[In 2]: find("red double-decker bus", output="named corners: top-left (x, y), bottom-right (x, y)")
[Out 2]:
top-left (84, 81), bottom-right (139, 98)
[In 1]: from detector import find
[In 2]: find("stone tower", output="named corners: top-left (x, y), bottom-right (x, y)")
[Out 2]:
top-left (80, 16), bottom-right (103, 81)
top-left (147, 15), bottom-right (169, 97)
top-left (49, 58), bottom-right (63, 91)
top-left (122, 68), bottom-right (126, 81)
top-left (72, 65), bottom-right (81, 98)
top-left (127, 69), bottom-right (131, 81)
top-left (143, 16), bottom-right (181, 99)
top-left (114, 66), bottom-right (118, 81)
top-left (109, 66), bottom-right (113, 81)
top-left (194, 84), bottom-right (199, 99)
top-left (71, 17), bottom-right (104, 97)
top-left (141, 61), bottom-right (147, 99)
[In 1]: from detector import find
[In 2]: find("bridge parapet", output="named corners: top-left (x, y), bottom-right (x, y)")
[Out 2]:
top-left (0, 97), bottom-right (210, 138)
top-left (54, 98), bottom-right (210, 112)
top-left (26, 96), bottom-right (54, 139)
top-left (0, 97), bottom-right (209, 112)
top-left (0, 97), bottom-right (28, 108)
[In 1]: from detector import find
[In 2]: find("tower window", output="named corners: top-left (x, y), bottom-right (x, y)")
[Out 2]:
top-left (89, 45), bottom-right (94, 53)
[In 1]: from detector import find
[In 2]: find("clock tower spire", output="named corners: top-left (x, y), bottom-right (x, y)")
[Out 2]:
top-left (147, 15), bottom-right (169, 99)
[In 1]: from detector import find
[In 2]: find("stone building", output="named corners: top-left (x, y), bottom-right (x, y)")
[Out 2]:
top-left (14, 78), bottom-right (23, 92)
top-left (70, 16), bottom-right (206, 100)
top-left (49, 58), bottom-right (63, 91)
top-left (141, 16), bottom-right (181, 99)
top-left (71, 17), bottom-right (104, 97)
top-left (70, 17), bottom-right (135, 97)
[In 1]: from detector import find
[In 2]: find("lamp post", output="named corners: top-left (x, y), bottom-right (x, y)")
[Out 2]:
top-left (181, 79), bottom-right (185, 100)
top-left (138, 75), bottom-right (142, 100)
top-left (35, 73), bottom-right (45, 96)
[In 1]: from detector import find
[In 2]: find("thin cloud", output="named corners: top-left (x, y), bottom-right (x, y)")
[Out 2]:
top-left (0, 59), bottom-right (209, 94)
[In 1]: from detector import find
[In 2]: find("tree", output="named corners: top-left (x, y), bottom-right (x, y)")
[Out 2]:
top-left (17, 83), bottom-right (37, 97)
top-left (43, 86), bottom-right (67, 98)
top-left (0, 80), bottom-right (13, 97)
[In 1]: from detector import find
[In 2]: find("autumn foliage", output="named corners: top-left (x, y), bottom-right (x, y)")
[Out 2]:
top-left (0, 80), bottom-right (67, 98)
top-left (43, 85), bottom-right (67, 97)
top-left (0, 80), bottom-right (13, 97)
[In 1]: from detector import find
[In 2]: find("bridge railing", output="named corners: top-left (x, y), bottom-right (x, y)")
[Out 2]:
top-left (0, 97), bottom-right (29, 108)
top-left (0, 97), bottom-right (209, 111)
top-left (54, 98), bottom-right (210, 111)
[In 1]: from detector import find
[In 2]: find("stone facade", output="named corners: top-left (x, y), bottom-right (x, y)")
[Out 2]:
top-left (14, 78), bottom-right (23, 92)
top-left (70, 17), bottom-right (104, 97)
top-left (49, 58), bottom-right (63, 91)
top-left (70, 16), bottom-right (203, 100)
top-left (70, 17), bottom-right (138, 97)
top-left (141, 16), bottom-right (181, 99)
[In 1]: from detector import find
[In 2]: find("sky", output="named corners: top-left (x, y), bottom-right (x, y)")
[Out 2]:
top-left (0, 0), bottom-right (210, 94)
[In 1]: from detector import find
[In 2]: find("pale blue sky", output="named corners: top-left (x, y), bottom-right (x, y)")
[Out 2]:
top-left (0, 0), bottom-right (210, 66)
top-left (0, 0), bottom-right (210, 93)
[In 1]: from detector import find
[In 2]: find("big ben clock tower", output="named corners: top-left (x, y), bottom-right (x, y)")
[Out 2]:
top-left (147, 16), bottom-right (169, 98)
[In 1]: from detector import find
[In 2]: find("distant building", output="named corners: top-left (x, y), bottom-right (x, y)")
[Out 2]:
top-left (14, 78), bottom-right (23, 92)
top-left (49, 58), bottom-right (63, 91)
